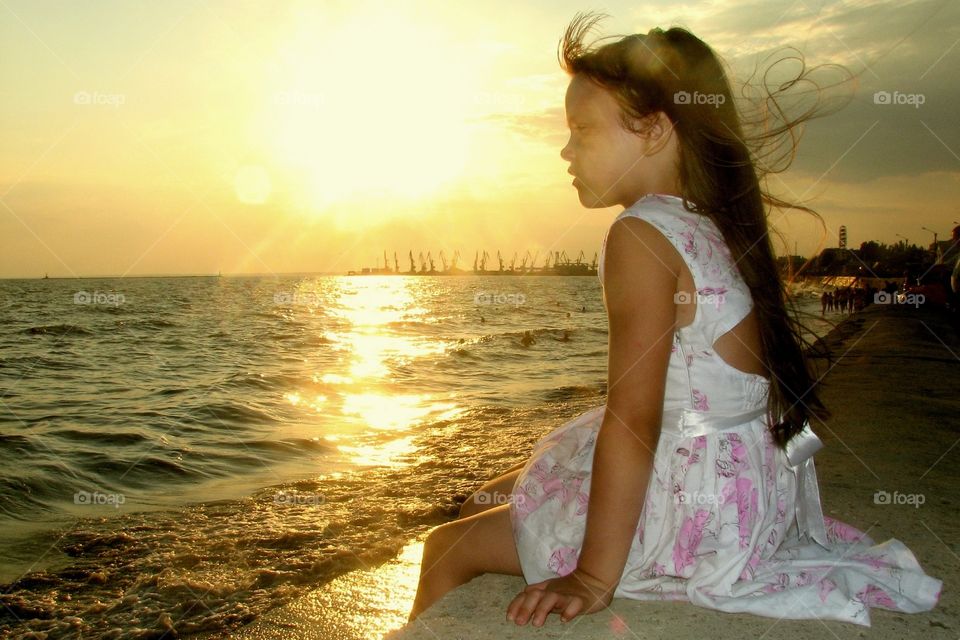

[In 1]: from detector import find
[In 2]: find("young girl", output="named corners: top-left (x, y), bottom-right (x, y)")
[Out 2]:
top-left (408, 13), bottom-right (942, 627)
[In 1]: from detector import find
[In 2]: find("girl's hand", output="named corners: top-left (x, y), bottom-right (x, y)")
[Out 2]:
top-left (506, 569), bottom-right (615, 626)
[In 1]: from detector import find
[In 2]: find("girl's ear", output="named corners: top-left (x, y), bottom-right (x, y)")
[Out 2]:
top-left (631, 111), bottom-right (675, 155)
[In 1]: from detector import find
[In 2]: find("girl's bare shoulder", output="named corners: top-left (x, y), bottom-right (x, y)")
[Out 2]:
top-left (602, 212), bottom-right (683, 282)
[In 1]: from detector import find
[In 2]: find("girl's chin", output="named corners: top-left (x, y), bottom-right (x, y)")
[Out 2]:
top-left (574, 188), bottom-right (615, 209)
top-left (573, 181), bottom-right (616, 207)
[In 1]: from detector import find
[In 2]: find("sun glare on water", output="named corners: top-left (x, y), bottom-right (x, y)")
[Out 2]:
top-left (310, 276), bottom-right (464, 466)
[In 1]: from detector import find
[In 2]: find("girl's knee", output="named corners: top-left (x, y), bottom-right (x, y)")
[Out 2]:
top-left (424, 521), bottom-right (462, 555)
top-left (422, 522), bottom-right (480, 576)
top-left (458, 493), bottom-right (488, 519)
top-left (458, 469), bottom-right (522, 519)
top-left (425, 516), bottom-right (487, 557)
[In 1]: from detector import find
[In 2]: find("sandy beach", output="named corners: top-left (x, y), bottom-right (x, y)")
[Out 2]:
top-left (227, 301), bottom-right (958, 639)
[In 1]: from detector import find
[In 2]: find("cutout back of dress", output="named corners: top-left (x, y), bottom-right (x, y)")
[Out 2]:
top-left (598, 194), bottom-right (770, 418)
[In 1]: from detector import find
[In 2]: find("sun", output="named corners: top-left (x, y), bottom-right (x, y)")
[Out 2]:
top-left (259, 4), bottom-right (482, 214)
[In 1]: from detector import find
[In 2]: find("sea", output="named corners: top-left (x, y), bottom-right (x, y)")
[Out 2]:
top-left (0, 274), bottom-right (843, 638)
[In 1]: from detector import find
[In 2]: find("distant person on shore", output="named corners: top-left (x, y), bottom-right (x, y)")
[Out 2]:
top-left (409, 13), bottom-right (940, 628)
top-left (834, 288), bottom-right (846, 313)
top-left (820, 290), bottom-right (830, 314)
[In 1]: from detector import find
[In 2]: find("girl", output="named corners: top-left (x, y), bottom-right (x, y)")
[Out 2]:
top-left (408, 13), bottom-right (942, 627)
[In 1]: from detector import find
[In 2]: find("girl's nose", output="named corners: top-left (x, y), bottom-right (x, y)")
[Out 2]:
top-left (560, 139), bottom-right (573, 162)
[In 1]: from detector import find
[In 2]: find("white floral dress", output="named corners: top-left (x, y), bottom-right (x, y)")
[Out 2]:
top-left (509, 193), bottom-right (942, 626)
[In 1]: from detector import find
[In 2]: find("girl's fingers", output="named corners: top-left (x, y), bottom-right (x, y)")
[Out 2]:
top-left (505, 597), bottom-right (516, 620)
top-left (530, 591), bottom-right (563, 627)
top-left (506, 592), bottom-right (526, 621)
top-left (508, 589), bottom-right (545, 624)
top-left (560, 596), bottom-right (584, 623)
top-left (506, 578), bottom-right (550, 622)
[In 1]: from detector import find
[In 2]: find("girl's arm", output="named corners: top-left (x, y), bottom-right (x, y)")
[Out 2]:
top-left (507, 215), bottom-right (680, 626)
top-left (575, 216), bottom-right (679, 588)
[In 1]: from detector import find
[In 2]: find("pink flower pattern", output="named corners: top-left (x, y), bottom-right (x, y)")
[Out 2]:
top-left (824, 516), bottom-right (872, 544)
top-left (818, 578), bottom-right (838, 603)
top-left (548, 546), bottom-right (579, 577)
top-left (673, 509), bottom-right (711, 574)
top-left (692, 389), bottom-right (710, 411)
top-left (856, 584), bottom-right (897, 609)
top-left (735, 477), bottom-right (758, 549)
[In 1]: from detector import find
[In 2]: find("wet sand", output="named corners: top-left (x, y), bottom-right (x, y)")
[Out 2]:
top-left (229, 302), bottom-right (959, 640)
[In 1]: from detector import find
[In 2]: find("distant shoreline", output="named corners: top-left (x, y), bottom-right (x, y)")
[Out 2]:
top-left (4, 272), bottom-right (601, 280)
top-left (1, 273), bottom-right (900, 282)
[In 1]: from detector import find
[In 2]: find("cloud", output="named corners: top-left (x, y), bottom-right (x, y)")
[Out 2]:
top-left (474, 106), bottom-right (567, 147)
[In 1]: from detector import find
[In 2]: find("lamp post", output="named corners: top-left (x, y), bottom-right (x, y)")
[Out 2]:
top-left (895, 233), bottom-right (909, 250)
top-left (921, 226), bottom-right (940, 263)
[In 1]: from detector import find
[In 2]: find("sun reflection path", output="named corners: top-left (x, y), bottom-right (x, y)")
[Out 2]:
top-left (315, 277), bottom-right (463, 467)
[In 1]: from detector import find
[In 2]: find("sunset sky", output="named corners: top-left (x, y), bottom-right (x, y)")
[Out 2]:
top-left (1, 0), bottom-right (958, 278)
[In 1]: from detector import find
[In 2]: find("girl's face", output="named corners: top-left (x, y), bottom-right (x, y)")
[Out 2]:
top-left (560, 74), bottom-right (677, 209)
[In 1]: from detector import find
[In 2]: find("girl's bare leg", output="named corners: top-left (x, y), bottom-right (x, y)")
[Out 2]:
top-left (458, 465), bottom-right (525, 519)
top-left (408, 503), bottom-right (522, 621)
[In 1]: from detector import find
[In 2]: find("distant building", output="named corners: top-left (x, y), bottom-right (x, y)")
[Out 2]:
top-left (932, 225), bottom-right (960, 264)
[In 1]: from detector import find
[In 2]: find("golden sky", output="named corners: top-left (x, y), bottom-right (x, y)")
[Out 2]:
top-left (1, 0), bottom-right (958, 277)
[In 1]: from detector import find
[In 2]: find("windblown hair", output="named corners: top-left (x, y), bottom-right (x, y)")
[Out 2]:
top-left (560, 12), bottom-right (858, 448)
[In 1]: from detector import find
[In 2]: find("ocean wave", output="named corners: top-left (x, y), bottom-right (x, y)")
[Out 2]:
top-left (543, 384), bottom-right (604, 402)
top-left (238, 437), bottom-right (333, 455)
top-left (47, 428), bottom-right (151, 447)
top-left (113, 317), bottom-right (181, 330)
top-left (220, 371), bottom-right (304, 391)
top-left (189, 401), bottom-right (282, 426)
top-left (21, 324), bottom-right (94, 336)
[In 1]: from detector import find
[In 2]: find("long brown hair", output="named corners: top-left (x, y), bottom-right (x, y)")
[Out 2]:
top-left (560, 12), bottom-right (858, 447)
